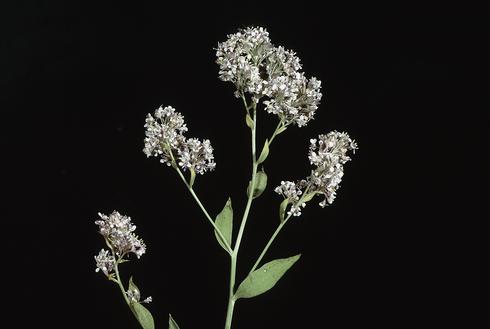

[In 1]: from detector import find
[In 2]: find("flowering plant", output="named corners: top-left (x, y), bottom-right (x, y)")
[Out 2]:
top-left (93, 27), bottom-right (357, 329)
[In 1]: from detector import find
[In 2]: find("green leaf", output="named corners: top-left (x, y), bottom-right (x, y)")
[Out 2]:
top-left (235, 254), bottom-right (301, 299)
top-left (129, 277), bottom-right (154, 329)
top-left (214, 197), bottom-right (233, 252)
top-left (247, 170), bottom-right (268, 199)
top-left (132, 303), bottom-right (155, 329)
top-left (257, 139), bottom-right (270, 164)
top-left (169, 314), bottom-right (181, 329)
top-left (189, 168), bottom-right (196, 188)
top-left (129, 276), bottom-right (140, 297)
top-left (279, 198), bottom-right (289, 222)
top-left (245, 114), bottom-right (254, 128)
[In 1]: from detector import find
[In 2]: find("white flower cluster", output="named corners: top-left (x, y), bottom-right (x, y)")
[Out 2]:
top-left (274, 180), bottom-right (307, 216)
top-left (216, 27), bottom-right (322, 127)
top-left (275, 132), bottom-right (357, 215)
top-left (94, 249), bottom-right (115, 276)
top-left (95, 211), bottom-right (146, 259)
top-left (143, 106), bottom-right (216, 174)
top-left (308, 131), bottom-right (358, 207)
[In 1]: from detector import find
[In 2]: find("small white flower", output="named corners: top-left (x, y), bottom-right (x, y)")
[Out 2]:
top-left (94, 249), bottom-right (115, 276)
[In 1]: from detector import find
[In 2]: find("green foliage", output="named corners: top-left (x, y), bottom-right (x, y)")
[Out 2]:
top-left (245, 114), bottom-right (254, 128)
top-left (129, 277), bottom-right (155, 329)
top-left (234, 254), bottom-right (301, 299)
top-left (247, 170), bottom-right (267, 199)
top-left (214, 198), bottom-right (233, 252)
top-left (257, 139), bottom-right (270, 164)
top-left (132, 303), bottom-right (155, 329)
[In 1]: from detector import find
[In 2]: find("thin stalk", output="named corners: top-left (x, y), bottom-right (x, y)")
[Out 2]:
top-left (224, 254), bottom-right (237, 329)
top-left (248, 186), bottom-right (312, 274)
top-left (248, 215), bottom-right (291, 274)
top-left (112, 253), bottom-right (130, 305)
top-left (168, 146), bottom-right (233, 254)
top-left (225, 101), bottom-right (258, 329)
top-left (234, 103), bottom-right (258, 259)
top-left (268, 120), bottom-right (284, 145)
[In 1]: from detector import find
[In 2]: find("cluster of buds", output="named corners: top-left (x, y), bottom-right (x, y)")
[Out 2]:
top-left (216, 27), bottom-right (322, 127)
top-left (143, 106), bottom-right (216, 174)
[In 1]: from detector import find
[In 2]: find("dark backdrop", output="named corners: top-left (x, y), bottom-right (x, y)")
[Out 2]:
top-left (2, 2), bottom-right (462, 328)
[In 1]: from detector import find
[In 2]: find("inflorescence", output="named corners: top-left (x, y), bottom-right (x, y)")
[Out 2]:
top-left (275, 131), bottom-right (357, 216)
top-left (216, 27), bottom-right (322, 127)
top-left (143, 105), bottom-right (216, 174)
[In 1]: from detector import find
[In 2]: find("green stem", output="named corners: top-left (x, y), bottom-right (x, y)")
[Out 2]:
top-left (248, 215), bottom-right (291, 274)
top-left (224, 254), bottom-right (237, 329)
top-left (248, 185), bottom-right (312, 274)
top-left (225, 101), bottom-right (258, 329)
top-left (268, 120), bottom-right (284, 145)
top-left (112, 253), bottom-right (130, 305)
top-left (234, 103), bottom-right (258, 260)
top-left (168, 146), bottom-right (233, 254)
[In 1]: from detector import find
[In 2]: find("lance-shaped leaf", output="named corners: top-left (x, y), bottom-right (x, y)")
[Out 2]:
top-left (129, 277), bottom-right (155, 329)
top-left (129, 276), bottom-right (140, 298)
top-left (235, 254), bottom-right (301, 299)
top-left (168, 314), bottom-right (181, 329)
top-left (247, 170), bottom-right (267, 199)
top-left (245, 113), bottom-right (254, 128)
top-left (132, 303), bottom-right (155, 329)
top-left (214, 198), bottom-right (233, 252)
top-left (257, 139), bottom-right (270, 164)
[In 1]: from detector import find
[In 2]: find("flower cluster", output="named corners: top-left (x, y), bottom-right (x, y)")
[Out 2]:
top-left (95, 211), bottom-right (146, 259)
top-left (274, 180), bottom-right (307, 216)
top-left (308, 132), bottom-right (358, 207)
top-left (144, 106), bottom-right (216, 174)
top-left (216, 27), bottom-right (322, 127)
top-left (95, 249), bottom-right (115, 276)
top-left (216, 27), bottom-right (273, 97)
top-left (275, 131), bottom-right (357, 215)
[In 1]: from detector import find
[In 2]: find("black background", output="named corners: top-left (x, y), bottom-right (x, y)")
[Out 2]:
top-left (2, 2), bottom-right (465, 328)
